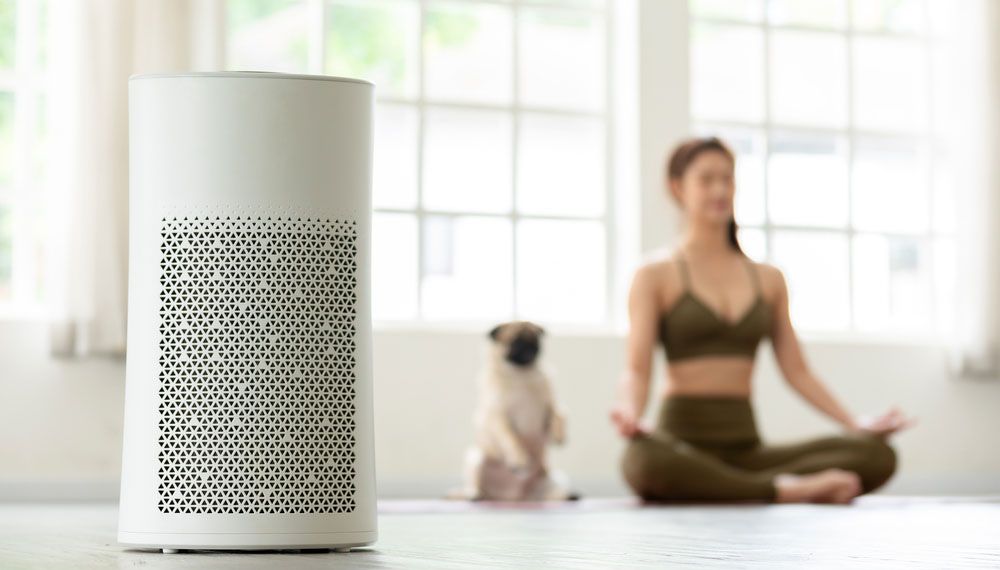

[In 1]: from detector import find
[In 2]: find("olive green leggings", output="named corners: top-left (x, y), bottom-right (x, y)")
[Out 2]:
top-left (621, 395), bottom-right (898, 501)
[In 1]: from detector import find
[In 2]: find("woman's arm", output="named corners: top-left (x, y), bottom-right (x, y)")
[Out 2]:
top-left (610, 264), bottom-right (660, 437)
top-left (767, 265), bottom-right (859, 430)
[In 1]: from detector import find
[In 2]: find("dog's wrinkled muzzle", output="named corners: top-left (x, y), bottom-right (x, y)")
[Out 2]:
top-left (507, 339), bottom-right (539, 366)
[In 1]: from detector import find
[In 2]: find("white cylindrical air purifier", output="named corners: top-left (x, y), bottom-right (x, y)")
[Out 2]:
top-left (118, 72), bottom-right (377, 552)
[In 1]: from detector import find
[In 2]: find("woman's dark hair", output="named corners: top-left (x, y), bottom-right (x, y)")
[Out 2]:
top-left (665, 136), bottom-right (743, 255)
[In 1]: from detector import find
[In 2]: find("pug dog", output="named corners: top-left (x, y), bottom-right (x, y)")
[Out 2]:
top-left (448, 320), bottom-right (580, 501)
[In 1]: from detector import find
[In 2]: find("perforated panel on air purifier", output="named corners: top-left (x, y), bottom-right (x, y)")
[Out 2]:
top-left (156, 216), bottom-right (358, 514)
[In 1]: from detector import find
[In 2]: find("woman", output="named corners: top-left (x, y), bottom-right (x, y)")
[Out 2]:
top-left (610, 137), bottom-right (916, 503)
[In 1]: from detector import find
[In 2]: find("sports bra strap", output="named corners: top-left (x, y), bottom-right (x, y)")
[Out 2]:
top-left (675, 253), bottom-right (691, 289)
top-left (743, 256), bottom-right (762, 294)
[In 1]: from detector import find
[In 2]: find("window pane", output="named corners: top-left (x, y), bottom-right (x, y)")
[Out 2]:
top-left (926, 0), bottom-right (957, 38)
top-left (422, 215), bottom-right (512, 320)
top-left (691, 23), bottom-right (764, 123)
top-left (372, 213), bottom-right (418, 320)
top-left (852, 0), bottom-right (926, 33)
top-left (424, 2), bottom-right (512, 104)
top-left (932, 147), bottom-right (955, 234)
top-left (0, 204), bottom-right (9, 301)
top-left (517, 113), bottom-right (604, 217)
top-left (737, 226), bottom-right (766, 262)
top-left (516, 219), bottom-right (604, 323)
top-left (0, 92), bottom-right (12, 187)
top-left (852, 234), bottom-right (932, 332)
top-left (770, 30), bottom-right (847, 128)
top-left (853, 37), bottom-right (927, 132)
top-left (932, 236), bottom-right (956, 336)
top-left (373, 103), bottom-right (418, 209)
top-left (226, 0), bottom-right (309, 72)
top-left (772, 230), bottom-right (850, 331)
top-left (519, 7), bottom-right (604, 111)
top-left (325, 0), bottom-right (419, 99)
top-left (931, 42), bottom-right (954, 139)
top-left (423, 107), bottom-right (512, 213)
top-left (33, 96), bottom-right (48, 186)
top-left (690, 0), bottom-right (764, 22)
top-left (852, 137), bottom-right (929, 233)
top-left (695, 125), bottom-right (766, 225)
top-left (36, 0), bottom-right (46, 68)
top-left (768, 132), bottom-right (849, 228)
top-left (0, 0), bottom-right (14, 69)
top-left (768, 0), bottom-right (847, 29)
top-left (734, 141), bottom-right (765, 226)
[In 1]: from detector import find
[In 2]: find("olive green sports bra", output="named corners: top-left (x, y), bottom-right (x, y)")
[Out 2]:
top-left (659, 252), bottom-right (772, 362)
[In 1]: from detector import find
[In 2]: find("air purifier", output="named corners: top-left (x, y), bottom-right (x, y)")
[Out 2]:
top-left (118, 72), bottom-right (377, 552)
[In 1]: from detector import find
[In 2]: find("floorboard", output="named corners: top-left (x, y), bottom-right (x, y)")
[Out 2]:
top-left (0, 496), bottom-right (998, 568)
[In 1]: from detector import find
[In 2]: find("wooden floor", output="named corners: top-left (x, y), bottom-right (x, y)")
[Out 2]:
top-left (1, 497), bottom-right (998, 568)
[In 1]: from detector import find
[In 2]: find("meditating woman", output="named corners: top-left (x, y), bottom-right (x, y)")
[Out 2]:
top-left (611, 136), bottom-right (915, 503)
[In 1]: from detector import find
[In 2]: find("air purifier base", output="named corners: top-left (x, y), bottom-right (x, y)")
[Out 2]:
top-left (118, 530), bottom-right (376, 552)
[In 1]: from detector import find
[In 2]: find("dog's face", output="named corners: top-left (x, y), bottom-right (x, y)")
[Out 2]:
top-left (488, 321), bottom-right (546, 367)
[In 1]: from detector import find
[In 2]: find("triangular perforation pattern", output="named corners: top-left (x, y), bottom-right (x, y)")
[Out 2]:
top-left (156, 216), bottom-right (359, 514)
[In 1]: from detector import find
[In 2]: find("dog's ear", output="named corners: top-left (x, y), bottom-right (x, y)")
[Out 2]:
top-left (536, 325), bottom-right (546, 337)
top-left (488, 324), bottom-right (503, 341)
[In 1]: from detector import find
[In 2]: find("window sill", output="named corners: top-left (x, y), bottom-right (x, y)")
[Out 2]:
top-left (0, 312), bottom-right (952, 351)
top-left (373, 320), bottom-right (952, 350)
top-left (0, 305), bottom-right (48, 322)
top-left (794, 329), bottom-right (951, 350)
top-left (373, 319), bottom-right (628, 340)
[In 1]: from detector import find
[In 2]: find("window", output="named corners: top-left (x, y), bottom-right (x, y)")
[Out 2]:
top-left (0, 0), bottom-right (48, 314)
top-left (226, 0), bottom-right (613, 327)
top-left (689, 0), bottom-right (955, 337)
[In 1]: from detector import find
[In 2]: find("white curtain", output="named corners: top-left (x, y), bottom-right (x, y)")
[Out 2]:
top-left (45, 0), bottom-right (220, 357)
top-left (944, 0), bottom-right (1000, 380)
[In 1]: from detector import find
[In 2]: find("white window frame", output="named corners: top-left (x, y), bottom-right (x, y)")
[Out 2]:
top-left (640, 0), bottom-right (952, 346)
top-left (223, 0), bottom-right (627, 334)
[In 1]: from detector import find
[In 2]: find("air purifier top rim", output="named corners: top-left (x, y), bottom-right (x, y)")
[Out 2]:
top-left (129, 70), bottom-right (374, 87)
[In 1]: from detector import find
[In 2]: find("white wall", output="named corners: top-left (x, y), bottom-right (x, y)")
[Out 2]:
top-left (2, 320), bottom-right (999, 500)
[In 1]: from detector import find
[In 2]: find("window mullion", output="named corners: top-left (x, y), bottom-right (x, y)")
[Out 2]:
top-left (922, 0), bottom-right (939, 332)
top-left (9, 0), bottom-right (38, 308)
top-left (309, 0), bottom-right (326, 74)
top-left (845, 1), bottom-right (856, 332)
top-left (511, 0), bottom-right (520, 320)
top-left (416, 0), bottom-right (427, 319)
top-left (602, 0), bottom-right (615, 325)
top-left (762, 13), bottom-right (772, 262)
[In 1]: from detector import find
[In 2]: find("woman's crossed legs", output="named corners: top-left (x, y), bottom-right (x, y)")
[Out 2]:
top-left (621, 430), bottom-right (897, 502)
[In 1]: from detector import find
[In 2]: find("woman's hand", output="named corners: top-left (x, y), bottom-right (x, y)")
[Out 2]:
top-left (849, 406), bottom-right (916, 438)
top-left (609, 401), bottom-right (649, 439)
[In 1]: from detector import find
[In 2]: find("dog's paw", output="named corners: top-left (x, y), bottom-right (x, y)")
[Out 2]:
top-left (509, 459), bottom-right (530, 473)
top-left (505, 450), bottom-right (532, 472)
top-left (549, 414), bottom-right (567, 445)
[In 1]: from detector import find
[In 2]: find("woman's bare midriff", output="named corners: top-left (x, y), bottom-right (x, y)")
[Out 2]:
top-left (660, 355), bottom-right (755, 398)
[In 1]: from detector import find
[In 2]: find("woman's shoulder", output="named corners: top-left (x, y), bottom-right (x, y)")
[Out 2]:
top-left (632, 247), bottom-right (685, 296)
top-left (636, 246), bottom-right (684, 275)
top-left (743, 257), bottom-right (788, 298)
top-left (744, 258), bottom-right (784, 279)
